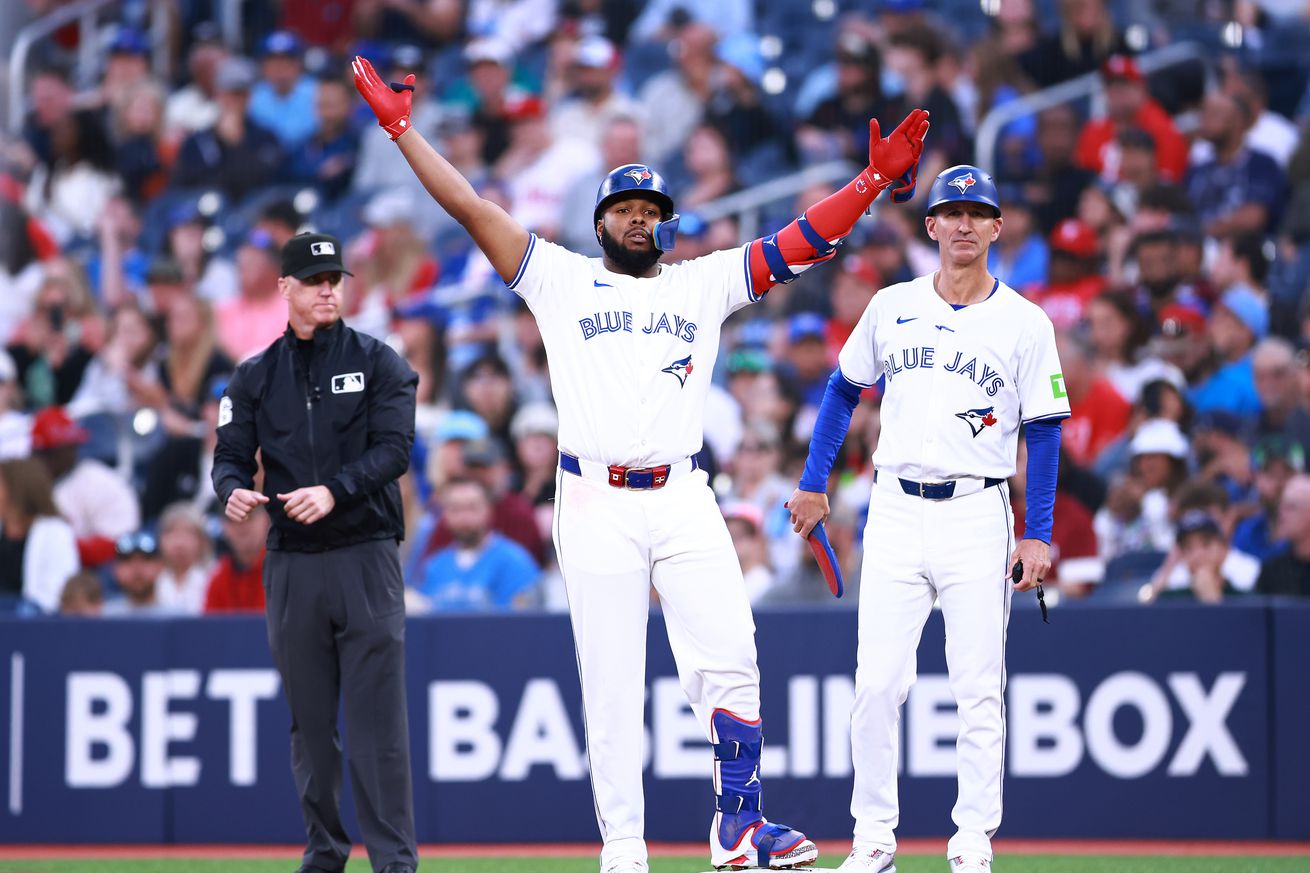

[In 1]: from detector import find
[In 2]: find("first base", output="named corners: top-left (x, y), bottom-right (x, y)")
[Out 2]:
top-left (691, 869), bottom-right (844, 872)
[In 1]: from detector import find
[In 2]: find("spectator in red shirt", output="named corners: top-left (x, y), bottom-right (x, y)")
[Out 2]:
top-left (1075, 55), bottom-right (1188, 183)
top-left (204, 504), bottom-right (268, 613)
top-left (1030, 218), bottom-right (1105, 330)
top-left (1057, 329), bottom-right (1132, 467)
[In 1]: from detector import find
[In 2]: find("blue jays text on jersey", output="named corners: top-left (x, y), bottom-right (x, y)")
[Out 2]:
top-left (881, 345), bottom-right (1008, 396)
top-left (578, 309), bottom-right (699, 342)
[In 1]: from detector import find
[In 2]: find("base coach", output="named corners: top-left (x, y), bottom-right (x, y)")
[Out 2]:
top-left (213, 232), bottom-right (420, 873)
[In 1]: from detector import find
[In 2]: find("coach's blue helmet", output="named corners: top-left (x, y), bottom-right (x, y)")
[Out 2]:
top-left (594, 163), bottom-right (681, 251)
top-left (926, 164), bottom-right (1001, 217)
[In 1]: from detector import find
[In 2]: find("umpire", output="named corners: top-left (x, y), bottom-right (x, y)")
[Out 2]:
top-left (213, 231), bottom-right (419, 873)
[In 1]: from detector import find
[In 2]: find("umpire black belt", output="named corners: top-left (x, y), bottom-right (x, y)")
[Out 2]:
top-left (559, 451), bottom-right (699, 490)
top-left (874, 468), bottom-right (1004, 500)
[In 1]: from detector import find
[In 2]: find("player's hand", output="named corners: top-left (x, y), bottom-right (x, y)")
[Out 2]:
top-left (225, 488), bottom-right (270, 523)
top-left (277, 485), bottom-right (336, 525)
top-left (1009, 538), bottom-right (1051, 592)
top-left (352, 55), bottom-right (416, 140)
top-left (786, 489), bottom-right (830, 539)
top-left (868, 108), bottom-right (930, 185)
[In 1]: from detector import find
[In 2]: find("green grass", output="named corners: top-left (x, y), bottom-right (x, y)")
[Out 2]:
top-left (1, 856), bottom-right (1308, 873)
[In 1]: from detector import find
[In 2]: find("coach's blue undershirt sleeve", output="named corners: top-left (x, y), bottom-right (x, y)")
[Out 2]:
top-left (1023, 419), bottom-right (1062, 543)
top-left (799, 368), bottom-right (864, 492)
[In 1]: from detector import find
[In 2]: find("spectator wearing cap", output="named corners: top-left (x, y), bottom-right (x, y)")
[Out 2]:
top-left (723, 500), bottom-right (776, 604)
top-left (215, 229), bottom-right (288, 362)
top-left (800, 29), bottom-right (901, 168)
top-left (102, 529), bottom-right (172, 616)
top-left (783, 313), bottom-right (836, 409)
top-left (511, 401), bottom-right (560, 518)
top-left (630, 0), bottom-right (752, 42)
top-left (153, 502), bottom-right (214, 614)
top-left (1188, 285), bottom-right (1267, 418)
top-left (494, 91), bottom-right (598, 239)
top-left (551, 36), bottom-right (644, 152)
top-left (1055, 330), bottom-right (1131, 467)
top-left (348, 189), bottom-right (442, 339)
top-left (1195, 63), bottom-right (1300, 171)
top-left (1027, 104), bottom-right (1098, 235)
top-left (1193, 409), bottom-right (1256, 503)
top-left (1256, 473), bottom-right (1310, 596)
top-left (30, 406), bottom-right (141, 567)
top-left (172, 56), bottom-right (285, 202)
top-left (1011, 437), bottom-right (1102, 597)
top-left (1145, 509), bottom-right (1253, 604)
top-left (1153, 301), bottom-right (1212, 386)
top-left (1095, 418), bottom-right (1189, 560)
top-left (638, 23), bottom-right (715, 166)
top-left (458, 37), bottom-right (527, 166)
top-left (1074, 55), bottom-right (1188, 184)
top-left (0, 350), bottom-right (32, 460)
top-left (204, 503), bottom-right (269, 612)
top-left (285, 77), bottom-right (360, 200)
top-left (830, 254), bottom-right (880, 351)
top-left (1030, 218), bottom-right (1104, 330)
top-left (985, 186), bottom-right (1047, 295)
top-left (160, 202), bottom-right (235, 303)
top-left (1186, 90), bottom-right (1287, 238)
top-left (248, 31), bottom-right (318, 149)
top-left (0, 457), bottom-right (79, 614)
top-left (1234, 435), bottom-right (1305, 561)
top-left (704, 32), bottom-right (791, 169)
top-left (425, 436), bottom-right (545, 565)
top-left (164, 27), bottom-right (229, 137)
top-left (1253, 337), bottom-right (1310, 447)
top-left (413, 478), bottom-right (540, 612)
top-left (1086, 290), bottom-right (1184, 404)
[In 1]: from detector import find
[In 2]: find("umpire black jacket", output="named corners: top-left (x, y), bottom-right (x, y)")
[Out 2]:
top-left (212, 320), bottom-right (418, 552)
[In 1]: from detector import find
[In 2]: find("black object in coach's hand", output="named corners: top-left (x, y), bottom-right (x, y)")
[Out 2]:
top-left (1012, 561), bottom-right (1050, 624)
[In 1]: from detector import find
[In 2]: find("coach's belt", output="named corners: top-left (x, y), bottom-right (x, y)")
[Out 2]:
top-left (874, 469), bottom-right (1004, 500)
top-left (559, 451), bottom-right (699, 490)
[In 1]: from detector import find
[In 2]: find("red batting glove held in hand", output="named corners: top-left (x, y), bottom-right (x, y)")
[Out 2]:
top-left (868, 109), bottom-right (930, 202)
top-left (352, 55), bottom-right (416, 140)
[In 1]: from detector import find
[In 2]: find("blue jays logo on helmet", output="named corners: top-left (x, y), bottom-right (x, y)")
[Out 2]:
top-left (955, 406), bottom-right (998, 438)
top-left (927, 164), bottom-right (1001, 217)
top-left (624, 166), bottom-right (653, 185)
top-left (661, 354), bottom-right (694, 387)
top-left (949, 173), bottom-right (976, 195)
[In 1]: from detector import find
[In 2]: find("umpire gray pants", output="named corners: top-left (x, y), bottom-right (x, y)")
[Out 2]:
top-left (264, 538), bottom-right (417, 873)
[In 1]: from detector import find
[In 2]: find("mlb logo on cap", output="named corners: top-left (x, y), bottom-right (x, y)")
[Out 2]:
top-left (281, 232), bottom-right (353, 280)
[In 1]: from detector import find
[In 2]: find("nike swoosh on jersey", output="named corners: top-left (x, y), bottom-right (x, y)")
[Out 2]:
top-left (896, 316), bottom-right (917, 324)
top-left (594, 280), bottom-right (613, 287)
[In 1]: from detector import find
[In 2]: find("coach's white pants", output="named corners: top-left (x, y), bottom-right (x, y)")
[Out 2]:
top-left (851, 476), bottom-right (1014, 862)
top-left (553, 467), bottom-right (760, 870)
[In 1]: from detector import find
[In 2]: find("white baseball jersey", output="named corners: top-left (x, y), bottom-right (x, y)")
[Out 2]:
top-left (838, 273), bottom-right (1070, 481)
top-left (509, 233), bottom-right (757, 466)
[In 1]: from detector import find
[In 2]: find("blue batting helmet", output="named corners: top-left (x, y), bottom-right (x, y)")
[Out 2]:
top-left (926, 164), bottom-right (1001, 217)
top-left (594, 164), bottom-right (675, 224)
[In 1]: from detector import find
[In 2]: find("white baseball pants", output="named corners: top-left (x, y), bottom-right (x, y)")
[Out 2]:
top-left (553, 466), bottom-right (761, 870)
top-left (850, 474), bottom-right (1015, 862)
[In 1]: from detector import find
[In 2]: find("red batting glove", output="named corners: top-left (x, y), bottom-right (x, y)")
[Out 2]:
top-left (352, 55), bottom-right (416, 140)
top-left (867, 108), bottom-right (930, 183)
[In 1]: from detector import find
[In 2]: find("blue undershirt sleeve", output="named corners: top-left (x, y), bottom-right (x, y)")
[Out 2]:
top-left (1023, 419), bottom-right (1062, 543)
top-left (799, 368), bottom-right (864, 492)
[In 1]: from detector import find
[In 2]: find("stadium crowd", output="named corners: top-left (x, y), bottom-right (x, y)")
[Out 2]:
top-left (2, 0), bottom-right (1310, 617)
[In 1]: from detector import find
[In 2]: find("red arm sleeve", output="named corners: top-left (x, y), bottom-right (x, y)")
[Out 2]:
top-left (747, 168), bottom-right (894, 293)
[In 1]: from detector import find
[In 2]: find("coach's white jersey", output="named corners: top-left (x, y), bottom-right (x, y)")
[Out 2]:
top-left (838, 273), bottom-right (1069, 481)
top-left (510, 233), bottom-right (757, 466)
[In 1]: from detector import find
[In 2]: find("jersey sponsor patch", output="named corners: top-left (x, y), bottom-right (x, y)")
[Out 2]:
top-left (332, 371), bottom-right (365, 394)
top-left (661, 354), bottom-right (694, 387)
top-left (955, 405), bottom-right (998, 437)
top-left (1050, 373), bottom-right (1067, 399)
top-left (217, 395), bottom-right (233, 427)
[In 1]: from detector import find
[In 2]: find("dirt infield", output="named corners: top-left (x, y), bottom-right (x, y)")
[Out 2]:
top-left (2, 840), bottom-right (1308, 860)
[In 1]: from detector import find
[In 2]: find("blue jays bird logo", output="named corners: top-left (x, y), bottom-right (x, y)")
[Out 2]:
top-left (955, 405), bottom-right (998, 437)
top-left (662, 354), bottom-right (694, 387)
top-left (625, 166), bottom-right (652, 185)
top-left (949, 172), bottom-right (977, 195)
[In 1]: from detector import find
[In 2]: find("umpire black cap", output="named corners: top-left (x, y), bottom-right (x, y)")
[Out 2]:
top-left (280, 232), bottom-right (353, 280)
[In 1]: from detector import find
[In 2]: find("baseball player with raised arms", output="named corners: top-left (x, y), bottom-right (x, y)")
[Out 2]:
top-left (788, 167), bottom-right (1069, 873)
top-left (353, 55), bottom-right (929, 873)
